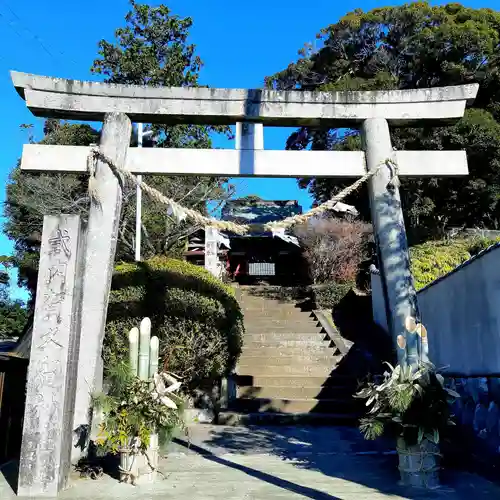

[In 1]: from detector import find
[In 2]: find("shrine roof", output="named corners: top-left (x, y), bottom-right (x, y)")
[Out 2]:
top-left (221, 199), bottom-right (302, 225)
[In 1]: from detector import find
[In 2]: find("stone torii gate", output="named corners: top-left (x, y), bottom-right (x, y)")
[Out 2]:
top-left (11, 71), bottom-right (477, 496)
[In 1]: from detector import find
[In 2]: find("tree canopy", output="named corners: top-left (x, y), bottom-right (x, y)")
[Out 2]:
top-left (0, 257), bottom-right (28, 338)
top-left (91, 1), bottom-right (232, 257)
top-left (5, 122), bottom-right (99, 297)
top-left (4, 1), bottom-right (232, 302)
top-left (266, 2), bottom-right (500, 240)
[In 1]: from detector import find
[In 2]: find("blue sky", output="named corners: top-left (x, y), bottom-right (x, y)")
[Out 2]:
top-left (0, 0), bottom-right (496, 301)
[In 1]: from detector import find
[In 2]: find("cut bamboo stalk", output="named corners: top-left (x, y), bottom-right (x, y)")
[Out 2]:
top-left (128, 327), bottom-right (140, 376)
top-left (138, 317), bottom-right (151, 380)
top-left (149, 336), bottom-right (159, 387)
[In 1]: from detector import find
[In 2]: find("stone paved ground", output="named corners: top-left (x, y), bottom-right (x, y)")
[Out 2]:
top-left (2, 425), bottom-right (500, 499)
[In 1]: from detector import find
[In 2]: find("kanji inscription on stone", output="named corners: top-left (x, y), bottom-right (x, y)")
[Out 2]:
top-left (18, 215), bottom-right (84, 498)
top-left (204, 227), bottom-right (220, 278)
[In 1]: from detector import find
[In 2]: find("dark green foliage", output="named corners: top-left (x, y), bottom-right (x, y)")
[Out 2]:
top-left (105, 257), bottom-right (243, 393)
top-left (4, 123), bottom-right (99, 301)
top-left (312, 282), bottom-right (354, 310)
top-left (397, 109), bottom-right (500, 235)
top-left (0, 301), bottom-right (28, 339)
top-left (90, 0), bottom-right (232, 150)
top-left (231, 195), bottom-right (264, 205)
top-left (466, 235), bottom-right (500, 255)
top-left (0, 258), bottom-right (29, 338)
top-left (91, 1), bottom-right (232, 259)
top-left (267, 2), bottom-right (500, 236)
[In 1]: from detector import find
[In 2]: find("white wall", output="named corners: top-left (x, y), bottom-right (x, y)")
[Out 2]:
top-left (371, 246), bottom-right (500, 375)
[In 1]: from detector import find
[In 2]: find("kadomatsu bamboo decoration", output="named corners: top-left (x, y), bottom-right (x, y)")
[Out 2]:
top-left (355, 348), bottom-right (459, 490)
top-left (94, 317), bottom-right (185, 485)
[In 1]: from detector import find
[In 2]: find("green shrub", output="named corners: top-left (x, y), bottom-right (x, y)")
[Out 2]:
top-left (409, 236), bottom-right (500, 290)
top-left (104, 257), bottom-right (243, 393)
top-left (467, 236), bottom-right (500, 256)
top-left (312, 281), bottom-right (354, 310)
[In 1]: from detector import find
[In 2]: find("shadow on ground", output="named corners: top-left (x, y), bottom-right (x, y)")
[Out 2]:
top-left (177, 437), bottom-right (343, 499)
top-left (0, 460), bottom-right (18, 495)
top-left (171, 424), bottom-right (500, 499)
top-left (173, 426), bottom-right (405, 499)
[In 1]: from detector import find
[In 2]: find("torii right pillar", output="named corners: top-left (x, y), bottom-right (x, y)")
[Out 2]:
top-left (362, 118), bottom-right (422, 367)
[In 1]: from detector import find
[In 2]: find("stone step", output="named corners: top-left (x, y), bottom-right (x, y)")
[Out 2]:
top-left (243, 307), bottom-right (312, 314)
top-left (244, 316), bottom-right (310, 323)
top-left (236, 364), bottom-right (335, 376)
top-left (244, 328), bottom-right (323, 334)
top-left (244, 317), bottom-right (318, 323)
top-left (244, 327), bottom-right (320, 333)
top-left (244, 318), bottom-right (317, 323)
top-left (233, 397), bottom-right (361, 414)
top-left (243, 306), bottom-right (303, 310)
top-left (217, 411), bottom-right (360, 426)
top-left (242, 344), bottom-right (331, 352)
top-left (238, 354), bottom-right (340, 366)
top-left (241, 347), bottom-right (338, 357)
top-left (242, 308), bottom-right (303, 314)
top-left (241, 305), bottom-right (301, 312)
top-left (237, 385), bottom-right (358, 400)
top-left (243, 311), bottom-right (304, 324)
top-left (235, 374), bottom-right (358, 388)
top-left (244, 315), bottom-right (308, 323)
top-left (244, 327), bottom-right (321, 335)
top-left (244, 330), bottom-right (323, 337)
top-left (239, 295), bottom-right (297, 302)
top-left (244, 317), bottom-right (318, 324)
top-left (243, 340), bottom-right (333, 349)
top-left (244, 333), bottom-right (328, 342)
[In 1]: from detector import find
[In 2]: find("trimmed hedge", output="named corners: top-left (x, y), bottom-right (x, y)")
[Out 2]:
top-left (467, 236), bottom-right (500, 256)
top-left (410, 236), bottom-right (500, 290)
top-left (312, 281), bottom-right (355, 310)
top-left (104, 257), bottom-right (243, 392)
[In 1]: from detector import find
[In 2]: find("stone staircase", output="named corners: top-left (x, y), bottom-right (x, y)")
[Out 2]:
top-left (219, 287), bottom-right (365, 425)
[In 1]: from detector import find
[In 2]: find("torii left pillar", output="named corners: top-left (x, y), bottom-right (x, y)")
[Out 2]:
top-left (72, 113), bottom-right (132, 462)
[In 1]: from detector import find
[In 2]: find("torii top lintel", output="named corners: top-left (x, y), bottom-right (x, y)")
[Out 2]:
top-left (11, 71), bottom-right (478, 127)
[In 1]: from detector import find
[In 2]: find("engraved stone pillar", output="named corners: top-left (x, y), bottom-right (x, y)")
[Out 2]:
top-left (205, 226), bottom-right (221, 278)
top-left (72, 112), bottom-right (132, 462)
top-left (18, 215), bottom-right (84, 497)
top-left (362, 118), bottom-right (425, 368)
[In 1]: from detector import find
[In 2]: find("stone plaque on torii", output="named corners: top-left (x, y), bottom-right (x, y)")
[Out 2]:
top-left (11, 71), bottom-right (477, 494)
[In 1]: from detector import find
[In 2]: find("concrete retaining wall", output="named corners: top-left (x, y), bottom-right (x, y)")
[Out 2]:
top-left (371, 244), bottom-right (500, 470)
top-left (371, 244), bottom-right (500, 375)
top-left (445, 376), bottom-right (500, 470)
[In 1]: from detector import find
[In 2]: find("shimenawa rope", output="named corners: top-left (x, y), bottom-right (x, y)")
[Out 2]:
top-left (87, 146), bottom-right (398, 234)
